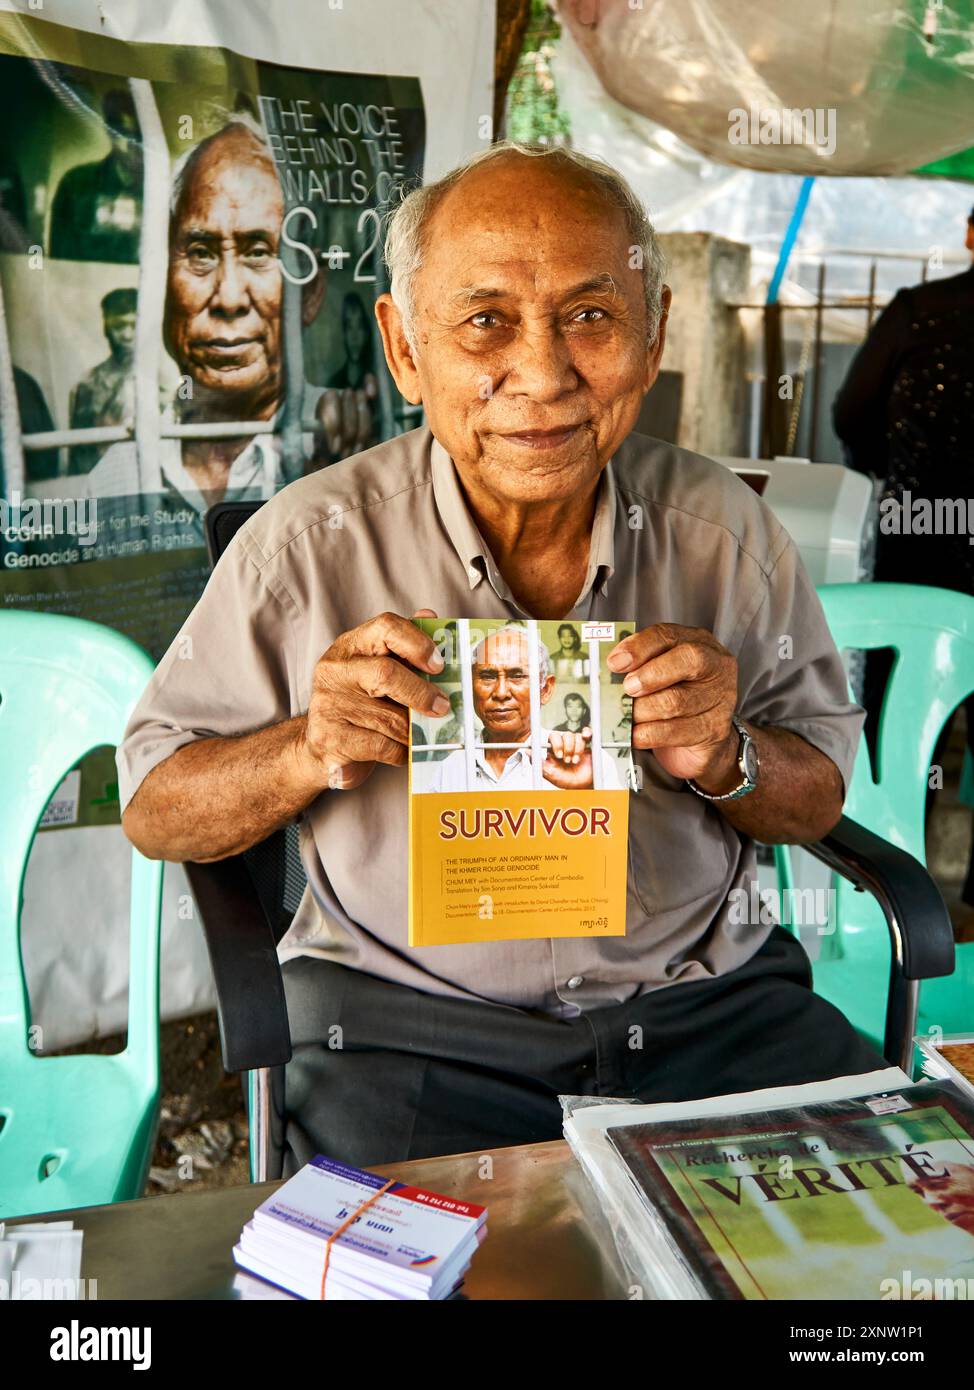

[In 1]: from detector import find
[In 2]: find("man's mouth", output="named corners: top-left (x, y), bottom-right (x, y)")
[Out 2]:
top-left (195, 337), bottom-right (261, 357)
top-left (497, 425), bottom-right (584, 450)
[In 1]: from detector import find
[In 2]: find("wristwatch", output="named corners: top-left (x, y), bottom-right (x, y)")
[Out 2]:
top-left (686, 716), bottom-right (759, 802)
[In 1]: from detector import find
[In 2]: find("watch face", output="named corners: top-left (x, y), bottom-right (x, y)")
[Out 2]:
top-left (742, 738), bottom-right (759, 784)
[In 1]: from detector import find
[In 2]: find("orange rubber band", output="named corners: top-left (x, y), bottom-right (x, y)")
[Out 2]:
top-left (320, 1177), bottom-right (396, 1299)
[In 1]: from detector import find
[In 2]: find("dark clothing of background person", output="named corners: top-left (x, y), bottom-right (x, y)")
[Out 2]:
top-left (834, 263), bottom-right (974, 901)
top-left (3, 367), bottom-right (60, 488)
top-left (49, 153), bottom-right (142, 264)
top-left (833, 263), bottom-right (974, 590)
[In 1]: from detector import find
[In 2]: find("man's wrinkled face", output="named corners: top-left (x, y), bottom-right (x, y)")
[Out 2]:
top-left (472, 629), bottom-right (554, 742)
top-left (399, 155), bottom-right (667, 503)
top-left (105, 311), bottom-right (136, 360)
top-left (166, 130), bottom-right (284, 402)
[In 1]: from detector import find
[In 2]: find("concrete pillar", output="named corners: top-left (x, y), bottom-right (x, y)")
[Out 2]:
top-left (655, 231), bottom-right (751, 458)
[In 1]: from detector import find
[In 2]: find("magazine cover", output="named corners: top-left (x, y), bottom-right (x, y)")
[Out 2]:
top-left (408, 616), bottom-right (635, 947)
top-left (607, 1080), bottom-right (974, 1300)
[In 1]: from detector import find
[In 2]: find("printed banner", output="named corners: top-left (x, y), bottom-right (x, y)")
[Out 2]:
top-left (0, 0), bottom-right (490, 830)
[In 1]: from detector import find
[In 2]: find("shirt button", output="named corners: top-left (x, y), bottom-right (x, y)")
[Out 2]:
top-left (566, 976), bottom-right (584, 990)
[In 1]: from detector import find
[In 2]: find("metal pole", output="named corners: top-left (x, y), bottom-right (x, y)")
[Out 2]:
top-left (0, 268), bottom-right (25, 500)
top-left (527, 619), bottom-right (544, 790)
top-left (587, 640), bottom-right (602, 791)
top-left (458, 618), bottom-right (477, 793)
top-left (808, 261), bottom-right (826, 461)
top-left (128, 78), bottom-right (167, 494)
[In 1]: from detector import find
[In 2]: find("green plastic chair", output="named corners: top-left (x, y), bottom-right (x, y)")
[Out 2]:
top-left (0, 611), bottom-right (162, 1219)
top-left (775, 583), bottom-right (974, 1055)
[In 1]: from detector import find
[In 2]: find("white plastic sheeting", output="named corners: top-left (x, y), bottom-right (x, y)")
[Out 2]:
top-left (558, 0), bottom-right (974, 177)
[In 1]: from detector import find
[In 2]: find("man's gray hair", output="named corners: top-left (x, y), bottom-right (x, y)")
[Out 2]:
top-left (383, 140), bottom-right (666, 349)
top-left (471, 624), bottom-right (551, 683)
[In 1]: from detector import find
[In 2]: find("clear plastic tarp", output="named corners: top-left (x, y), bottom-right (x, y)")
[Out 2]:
top-left (558, 0), bottom-right (974, 179)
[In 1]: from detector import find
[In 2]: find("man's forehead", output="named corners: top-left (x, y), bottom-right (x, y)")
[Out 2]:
top-left (175, 145), bottom-right (282, 227)
top-left (476, 631), bottom-right (530, 662)
top-left (423, 161), bottom-right (634, 291)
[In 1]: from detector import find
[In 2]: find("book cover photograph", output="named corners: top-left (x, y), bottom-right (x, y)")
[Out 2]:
top-left (408, 616), bottom-right (635, 947)
top-left (607, 1080), bottom-right (974, 1300)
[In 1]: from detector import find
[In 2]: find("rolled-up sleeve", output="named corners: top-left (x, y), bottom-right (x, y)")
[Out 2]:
top-left (736, 536), bottom-right (864, 794)
top-left (116, 530), bottom-right (297, 813)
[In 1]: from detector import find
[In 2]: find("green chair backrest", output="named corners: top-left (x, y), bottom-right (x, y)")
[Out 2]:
top-left (776, 583), bottom-right (974, 1050)
top-left (0, 611), bottom-right (162, 1218)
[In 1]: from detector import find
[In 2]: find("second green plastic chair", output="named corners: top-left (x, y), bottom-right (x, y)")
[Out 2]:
top-left (0, 611), bottom-right (162, 1219)
top-left (775, 582), bottom-right (974, 1053)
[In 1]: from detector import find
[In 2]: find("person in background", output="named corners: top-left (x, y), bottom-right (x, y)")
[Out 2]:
top-left (552, 691), bottom-right (591, 733)
top-left (68, 287), bottom-right (137, 475)
top-left (550, 621), bottom-right (588, 679)
top-left (834, 205), bottom-right (974, 906)
top-left (611, 693), bottom-right (634, 756)
top-left (4, 366), bottom-right (60, 487)
top-left (49, 88), bottom-right (143, 264)
top-left (433, 689), bottom-right (465, 760)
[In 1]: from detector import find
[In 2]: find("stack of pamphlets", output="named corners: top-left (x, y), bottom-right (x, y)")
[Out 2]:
top-left (233, 1156), bottom-right (487, 1300)
top-left (564, 1067), bottom-right (974, 1299)
top-left (0, 1220), bottom-right (84, 1300)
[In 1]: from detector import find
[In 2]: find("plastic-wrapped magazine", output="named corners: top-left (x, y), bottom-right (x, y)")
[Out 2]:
top-left (562, 1068), bottom-right (974, 1300)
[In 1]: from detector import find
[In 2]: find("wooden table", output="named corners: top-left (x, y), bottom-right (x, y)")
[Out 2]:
top-left (8, 1140), bottom-right (628, 1300)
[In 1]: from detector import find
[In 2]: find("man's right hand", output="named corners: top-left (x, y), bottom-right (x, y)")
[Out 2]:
top-left (300, 610), bottom-right (448, 792)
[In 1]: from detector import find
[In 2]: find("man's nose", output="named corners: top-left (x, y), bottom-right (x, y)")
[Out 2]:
top-left (209, 250), bottom-right (251, 316)
top-left (506, 325), bottom-right (577, 402)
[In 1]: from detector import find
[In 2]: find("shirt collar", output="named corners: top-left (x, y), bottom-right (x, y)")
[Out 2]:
top-left (474, 744), bottom-right (531, 781)
top-left (159, 430), bottom-right (278, 516)
top-left (430, 434), bottom-right (617, 604)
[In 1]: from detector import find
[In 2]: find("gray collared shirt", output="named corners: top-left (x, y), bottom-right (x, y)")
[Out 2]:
top-left (117, 426), bottom-right (864, 1016)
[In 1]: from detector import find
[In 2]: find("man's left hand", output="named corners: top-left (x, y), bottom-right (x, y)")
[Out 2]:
top-left (607, 625), bottom-right (741, 790)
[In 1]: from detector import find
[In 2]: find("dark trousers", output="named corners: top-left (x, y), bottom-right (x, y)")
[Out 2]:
top-left (279, 928), bottom-right (885, 1174)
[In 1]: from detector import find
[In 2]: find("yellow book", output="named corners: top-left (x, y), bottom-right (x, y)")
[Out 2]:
top-left (408, 617), bottom-right (634, 947)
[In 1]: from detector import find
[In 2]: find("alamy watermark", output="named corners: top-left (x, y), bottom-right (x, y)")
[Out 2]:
top-left (728, 883), bottom-right (836, 935)
top-left (879, 490), bottom-right (974, 543)
top-left (880, 1269), bottom-right (974, 1300)
top-left (1, 491), bottom-right (97, 554)
top-left (728, 105), bottom-right (837, 158)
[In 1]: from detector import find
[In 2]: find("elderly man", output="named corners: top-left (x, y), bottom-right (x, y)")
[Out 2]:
top-left (119, 143), bottom-right (880, 1171)
top-left (86, 119), bottom-right (372, 527)
top-left (427, 624), bottom-right (621, 792)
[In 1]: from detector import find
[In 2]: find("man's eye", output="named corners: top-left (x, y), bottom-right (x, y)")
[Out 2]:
top-left (571, 307), bottom-right (607, 325)
top-left (186, 244), bottom-right (217, 265)
top-left (469, 311), bottom-right (503, 330)
top-left (245, 243), bottom-right (275, 262)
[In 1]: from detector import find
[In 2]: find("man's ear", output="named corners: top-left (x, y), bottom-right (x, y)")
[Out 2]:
top-left (966, 219), bottom-right (974, 256)
top-left (644, 284), bottom-right (672, 392)
top-left (375, 294), bottom-right (422, 405)
top-left (539, 674), bottom-right (556, 706)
